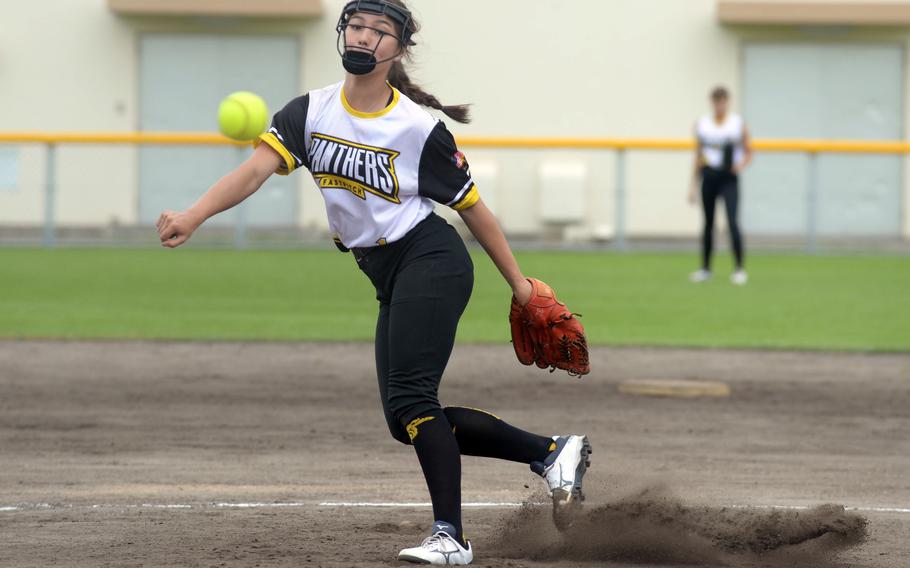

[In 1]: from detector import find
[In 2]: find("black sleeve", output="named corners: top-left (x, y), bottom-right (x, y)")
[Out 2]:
top-left (255, 94), bottom-right (310, 175)
top-left (417, 121), bottom-right (479, 210)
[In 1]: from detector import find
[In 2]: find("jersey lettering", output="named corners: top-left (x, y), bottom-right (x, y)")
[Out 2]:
top-left (310, 133), bottom-right (401, 203)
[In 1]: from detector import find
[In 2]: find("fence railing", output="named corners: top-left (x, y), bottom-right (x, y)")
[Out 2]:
top-left (2, 132), bottom-right (908, 251)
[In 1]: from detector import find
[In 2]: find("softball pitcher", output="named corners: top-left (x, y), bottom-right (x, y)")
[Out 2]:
top-left (157, 1), bottom-right (591, 564)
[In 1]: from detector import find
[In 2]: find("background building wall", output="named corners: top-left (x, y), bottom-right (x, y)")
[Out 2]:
top-left (0, 0), bottom-right (907, 239)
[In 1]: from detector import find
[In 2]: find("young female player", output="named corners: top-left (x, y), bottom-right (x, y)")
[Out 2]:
top-left (156, 1), bottom-right (591, 564)
top-left (689, 86), bottom-right (753, 285)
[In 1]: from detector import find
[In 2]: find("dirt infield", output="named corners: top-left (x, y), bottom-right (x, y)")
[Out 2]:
top-left (0, 341), bottom-right (907, 567)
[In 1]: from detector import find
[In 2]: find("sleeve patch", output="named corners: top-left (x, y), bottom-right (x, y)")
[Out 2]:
top-left (417, 121), bottom-right (476, 208)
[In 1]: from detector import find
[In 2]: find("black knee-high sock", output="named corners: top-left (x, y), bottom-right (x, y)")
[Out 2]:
top-left (443, 406), bottom-right (555, 464)
top-left (404, 409), bottom-right (464, 544)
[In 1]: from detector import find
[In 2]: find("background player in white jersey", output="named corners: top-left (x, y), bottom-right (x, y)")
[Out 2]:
top-left (689, 86), bottom-right (753, 285)
top-left (156, 1), bottom-right (591, 564)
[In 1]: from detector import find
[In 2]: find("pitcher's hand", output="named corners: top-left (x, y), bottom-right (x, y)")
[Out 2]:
top-left (512, 277), bottom-right (533, 306)
top-left (157, 210), bottom-right (201, 248)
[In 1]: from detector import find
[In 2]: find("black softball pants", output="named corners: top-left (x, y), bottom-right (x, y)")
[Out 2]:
top-left (355, 213), bottom-right (474, 442)
top-left (355, 213), bottom-right (558, 539)
top-left (700, 167), bottom-right (745, 270)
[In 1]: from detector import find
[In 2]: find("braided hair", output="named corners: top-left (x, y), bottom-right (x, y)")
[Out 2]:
top-left (384, 0), bottom-right (471, 124)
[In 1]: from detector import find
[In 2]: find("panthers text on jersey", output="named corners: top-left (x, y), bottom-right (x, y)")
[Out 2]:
top-left (255, 81), bottom-right (479, 248)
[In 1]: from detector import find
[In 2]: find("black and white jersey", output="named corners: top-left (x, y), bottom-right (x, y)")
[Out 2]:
top-left (696, 113), bottom-right (745, 171)
top-left (255, 81), bottom-right (478, 248)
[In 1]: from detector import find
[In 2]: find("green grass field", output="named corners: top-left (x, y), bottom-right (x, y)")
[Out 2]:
top-left (1, 248), bottom-right (908, 351)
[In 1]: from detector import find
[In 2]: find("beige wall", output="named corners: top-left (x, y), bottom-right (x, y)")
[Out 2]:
top-left (730, 23), bottom-right (910, 239)
top-left (0, 2), bottom-right (136, 226)
top-left (0, 0), bottom-right (907, 238)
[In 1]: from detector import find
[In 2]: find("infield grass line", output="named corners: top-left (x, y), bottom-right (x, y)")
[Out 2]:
top-left (2, 249), bottom-right (908, 351)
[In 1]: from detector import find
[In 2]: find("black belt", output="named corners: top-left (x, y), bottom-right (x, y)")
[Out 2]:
top-left (334, 236), bottom-right (378, 263)
top-left (351, 246), bottom-right (374, 262)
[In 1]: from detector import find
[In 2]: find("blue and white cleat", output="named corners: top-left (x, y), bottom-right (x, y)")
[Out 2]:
top-left (531, 435), bottom-right (592, 529)
top-left (398, 521), bottom-right (473, 565)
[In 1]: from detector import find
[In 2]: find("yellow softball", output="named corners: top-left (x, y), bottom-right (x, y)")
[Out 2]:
top-left (217, 91), bottom-right (269, 142)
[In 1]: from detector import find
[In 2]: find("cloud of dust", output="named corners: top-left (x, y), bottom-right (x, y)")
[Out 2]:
top-left (487, 484), bottom-right (868, 566)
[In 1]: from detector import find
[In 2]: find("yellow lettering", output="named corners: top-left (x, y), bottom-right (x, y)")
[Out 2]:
top-left (406, 416), bottom-right (436, 441)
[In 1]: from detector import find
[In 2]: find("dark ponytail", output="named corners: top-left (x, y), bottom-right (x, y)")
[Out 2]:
top-left (384, 0), bottom-right (471, 124)
top-left (388, 62), bottom-right (471, 124)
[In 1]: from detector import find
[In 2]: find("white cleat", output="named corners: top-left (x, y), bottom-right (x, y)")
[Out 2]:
top-left (689, 269), bottom-right (712, 283)
top-left (531, 435), bottom-right (592, 530)
top-left (398, 521), bottom-right (473, 565)
top-left (731, 270), bottom-right (748, 285)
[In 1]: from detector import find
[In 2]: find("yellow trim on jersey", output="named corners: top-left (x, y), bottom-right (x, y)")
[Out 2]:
top-left (340, 83), bottom-right (400, 119)
top-left (451, 184), bottom-right (480, 211)
top-left (256, 132), bottom-right (297, 175)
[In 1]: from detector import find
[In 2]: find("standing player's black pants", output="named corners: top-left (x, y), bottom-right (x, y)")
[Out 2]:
top-left (355, 212), bottom-right (473, 442)
top-left (700, 167), bottom-right (744, 270)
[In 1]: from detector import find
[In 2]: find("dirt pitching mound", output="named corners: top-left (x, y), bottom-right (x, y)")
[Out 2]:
top-left (488, 485), bottom-right (868, 566)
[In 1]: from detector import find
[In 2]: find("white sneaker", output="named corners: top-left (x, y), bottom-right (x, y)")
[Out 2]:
top-left (731, 270), bottom-right (748, 285)
top-left (398, 521), bottom-right (473, 565)
top-left (531, 435), bottom-right (592, 529)
top-left (536, 435), bottom-right (592, 499)
top-left (689, 269), bottom-right (712, 283)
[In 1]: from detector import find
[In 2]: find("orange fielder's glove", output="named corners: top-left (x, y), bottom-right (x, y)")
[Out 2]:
top-left (508, 278), bottom-right (590, 377)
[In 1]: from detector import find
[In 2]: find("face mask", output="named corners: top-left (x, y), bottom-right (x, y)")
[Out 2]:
top-left (335, 0), bottom-right (416, 76)
top-left (341, 49), bottom-right (377, 76)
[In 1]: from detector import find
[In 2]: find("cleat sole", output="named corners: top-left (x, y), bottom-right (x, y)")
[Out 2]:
top-left (397, 556), bottom-right (432, 565)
